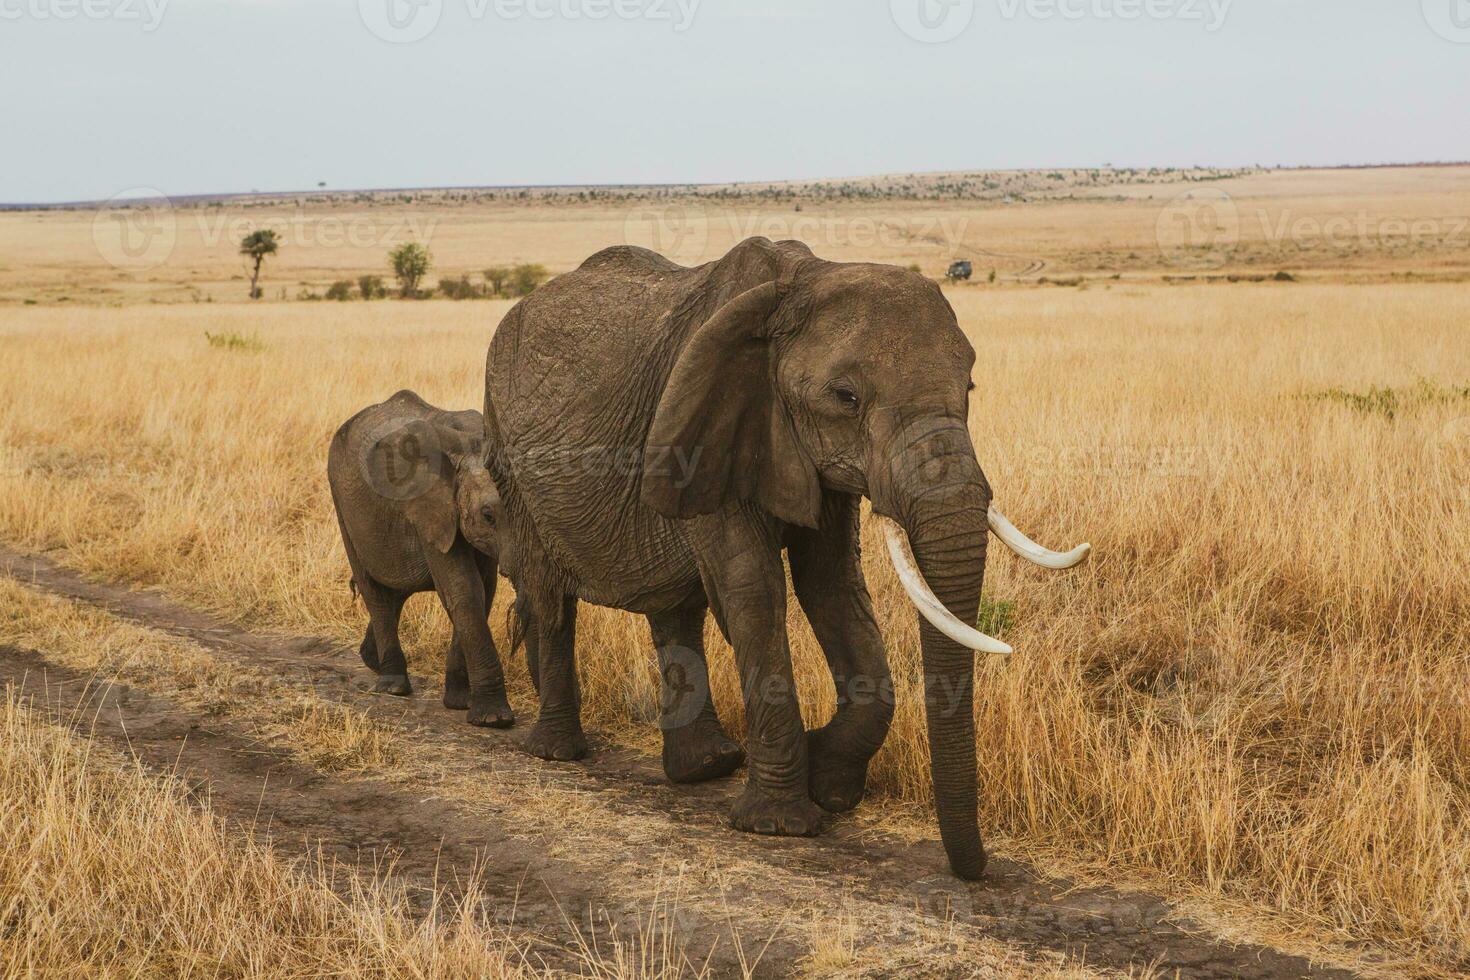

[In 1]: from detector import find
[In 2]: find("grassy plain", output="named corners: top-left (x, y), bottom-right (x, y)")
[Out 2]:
top-left (2, 165), bottom-right (1469, 974)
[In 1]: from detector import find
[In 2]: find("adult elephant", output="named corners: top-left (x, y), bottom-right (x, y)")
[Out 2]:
top-left (485, 237), bottom-right (1088, 879)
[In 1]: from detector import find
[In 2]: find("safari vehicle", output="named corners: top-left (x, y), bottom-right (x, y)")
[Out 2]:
top-left (946, 259), bottom-right (973, 281)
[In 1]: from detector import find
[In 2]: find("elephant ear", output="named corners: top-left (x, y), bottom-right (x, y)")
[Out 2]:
top-left (370, 420), bottom-right (462, 554)
top-left (641, 281), bottom-right (821, 529)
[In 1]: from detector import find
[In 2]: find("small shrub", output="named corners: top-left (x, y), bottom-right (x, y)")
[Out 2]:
top-left (357, 275), bottom-right (386, 300)
top-left (204, 331), bottom-right (264, 352)
top-left (325, 280), bottom-right (355, 302)
top-left (508, 263), bottom-right (548, 297)
top-left (1305, 379), bottom-right (1470, 419)
top-left (438, 275), bottom-right (480, 300)
top-left (482, 266), bottom-right (512, 297)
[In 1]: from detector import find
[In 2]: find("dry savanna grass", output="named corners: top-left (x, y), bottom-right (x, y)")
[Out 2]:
top-left (2, 166), bottom-right (1470, 973)
top-left (0, 558), bottom-right (1095, 980)
top-left (0, 689), bottom-right (533, 978)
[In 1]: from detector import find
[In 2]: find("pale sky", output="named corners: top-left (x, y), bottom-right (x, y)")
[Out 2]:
top-left (3, 0), bottom-right (1467, 203)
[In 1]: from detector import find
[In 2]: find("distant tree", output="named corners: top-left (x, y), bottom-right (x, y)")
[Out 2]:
top-left (482, 265), bottom-right (512, 297)
top-left (325, 280), bottom-right (355, 301)
top-left (509, 263), bottom-right (548, 297)
top-left (389, 243), bottom-right (432, 298)
top-left (357, 274), bottom-right (385, 300)
top-left (239, 229), bottom-right (280, 300)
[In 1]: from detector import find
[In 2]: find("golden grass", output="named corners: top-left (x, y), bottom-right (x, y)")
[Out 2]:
top-left (0, 689), bottom-right (533, 978)
top-left (3, 269), bottom-right (1470, 969)
top-left (0, 565), bottom-right (1093, 980)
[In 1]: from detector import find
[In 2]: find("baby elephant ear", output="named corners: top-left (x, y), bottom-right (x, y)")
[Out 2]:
top-left (369, 420), bottom-right (460, 554)
top-left (641, 280), bottom-right (821, 529)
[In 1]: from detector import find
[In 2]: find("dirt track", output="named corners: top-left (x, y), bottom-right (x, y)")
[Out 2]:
top-left (0, 546), bottom-right (1361, 979)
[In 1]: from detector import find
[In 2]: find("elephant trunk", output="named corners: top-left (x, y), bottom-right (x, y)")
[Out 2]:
top-left (906, 486), bottom-right (991, 879)
top-left (874, 418), bottom-right (993, 880)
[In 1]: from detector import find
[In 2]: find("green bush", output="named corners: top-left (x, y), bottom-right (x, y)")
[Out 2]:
top-left (204, 331), bottom-right (265, 352)
top-left (509, 263), bottom-right (548, 297)
top-left (357, 275), bottom-right (386, 300)
top-left (438, 275), bottom-right (480, 300)
top-left (482, 266), bottom-right (512, 297)
top-left (325, 280), bottom-right (355, 302)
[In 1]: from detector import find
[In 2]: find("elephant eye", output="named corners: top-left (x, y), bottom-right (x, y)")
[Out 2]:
top-left (967, 381), bottom-right (976, 392)
top-left (480, 506), bottom-right (496, 525)
top-left (831, 386), bottom-right (860, 411)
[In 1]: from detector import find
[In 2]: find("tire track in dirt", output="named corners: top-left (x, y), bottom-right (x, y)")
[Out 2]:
top-left (0, 546), bottom-right (1361, 979)
top-left (0, 645), bottom-right (737, 977)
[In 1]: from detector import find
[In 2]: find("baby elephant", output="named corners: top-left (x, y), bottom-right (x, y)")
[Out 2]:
top-left (329, 390), bottom-right (514, 728)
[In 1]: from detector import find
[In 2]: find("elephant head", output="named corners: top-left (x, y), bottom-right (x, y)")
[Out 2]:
top-left (370, 416), bottom-right (501, 558)
top-left (641, 239), bottom-right (1087, 879)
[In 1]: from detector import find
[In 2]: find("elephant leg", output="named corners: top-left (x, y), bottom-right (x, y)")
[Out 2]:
top-left (524, 594), bottom-right (586, 760)
top-left (788, 492), bottom-right (894, 813)
top-left (445, 558), bottom-right (497, 711)
top-left (514, 593), bottom-right (541, 696)
top-left (425, 544), bottom-right (514, 728)
top-left (444, 629), bottom-right (470, 710)
top-left (647, 600), bottom-right (744, 784)
top-left (357, 625), bottom-right (380, 673)
top-left (690, 508), bottom-right (824, 837)
top-left (358, 576), bottom-right (412, 697)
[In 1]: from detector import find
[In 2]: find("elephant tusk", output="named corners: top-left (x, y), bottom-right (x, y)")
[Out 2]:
top-left (987, 507), bottom-right (1091, 570)
top-left (880, 518), bottom-right (1013, 656)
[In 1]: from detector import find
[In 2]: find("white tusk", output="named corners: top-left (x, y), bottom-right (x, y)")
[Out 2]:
top-left (987, 507), bottom-right (1091, 570)
top-left (880, 518), bottom-right (1013, 656)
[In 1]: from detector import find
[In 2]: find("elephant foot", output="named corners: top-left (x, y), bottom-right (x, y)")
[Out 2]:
top-left (663, 721), bottom-right (744, 784)
top-left (358, 634), bottom-right (381, 673)
top-left (729, 783), bottom-right (825, 837)
top-left (807, 730), bottom-right (871, 813)
top-left (443, 672), bottom-right (471, 711)
top-left (524, 719), bottom-right (587, 761)
top-left (372, 674), bottom-right (412, 697)
top-left (467, 691), bottom-right (516, 729)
